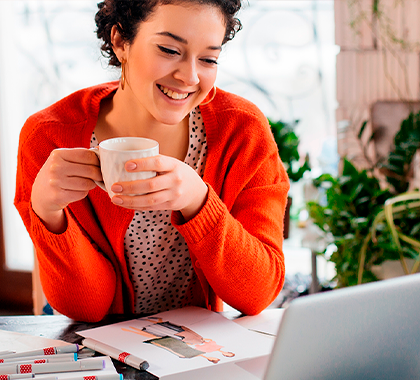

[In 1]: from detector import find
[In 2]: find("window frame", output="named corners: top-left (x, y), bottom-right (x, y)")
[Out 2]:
top-left (0, 186), bottom-right (32, 313)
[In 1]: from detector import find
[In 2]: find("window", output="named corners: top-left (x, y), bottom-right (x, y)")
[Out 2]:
top-left (0, 0), bottom-right (114, 310)
top-left (217, 0), bottom-right (337, 209)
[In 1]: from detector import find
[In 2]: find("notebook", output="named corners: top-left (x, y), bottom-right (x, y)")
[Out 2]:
top-left (263, 273), bottom-right (420, 380)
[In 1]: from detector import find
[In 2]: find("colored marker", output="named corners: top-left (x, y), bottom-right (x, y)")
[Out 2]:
top-left (82, 338), bottom-right (149, 371)
top-left (0, 358), bottom-right (104, 375)
top-left (0, 354), bottom-right (77, 364)
top-left (0, 375), bottom-right (34, 380)
top-left (56, 374), bottom-right (122, 380)
top-left (0, 346), bottom-right (79, 360)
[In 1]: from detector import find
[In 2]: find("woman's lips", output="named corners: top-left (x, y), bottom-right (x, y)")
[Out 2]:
top-left (158, 84), bottom-right (191, 100)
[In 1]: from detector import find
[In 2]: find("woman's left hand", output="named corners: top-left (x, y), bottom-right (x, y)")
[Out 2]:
top-left (110, 154), bottom-right (208, 221)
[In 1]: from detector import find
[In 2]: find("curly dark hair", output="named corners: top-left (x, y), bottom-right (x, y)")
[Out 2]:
top-left (95, 0), bottom-right (242, 67)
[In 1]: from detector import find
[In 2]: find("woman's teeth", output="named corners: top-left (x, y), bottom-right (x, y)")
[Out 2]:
top-left (159, 85), bottom-right (189, 100)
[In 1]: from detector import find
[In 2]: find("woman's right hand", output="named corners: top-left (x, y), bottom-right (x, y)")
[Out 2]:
top-left (31, 148), bottom-right (103, 233)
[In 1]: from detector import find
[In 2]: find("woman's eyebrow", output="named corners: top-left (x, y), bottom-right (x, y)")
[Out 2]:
top-left (156, 31), bottom-right (222, 51)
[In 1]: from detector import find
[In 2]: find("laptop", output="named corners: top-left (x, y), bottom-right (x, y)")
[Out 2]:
top-left (264, 273), bottom-right (420, 380)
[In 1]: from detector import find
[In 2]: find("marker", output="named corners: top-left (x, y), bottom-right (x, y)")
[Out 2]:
top-left (54, 374), bottom-right (123, 380)
top-left (0, 358), bottom-right (104, 375)
top-left (1, 376), bottom-right (57, 380)
top-left (82, 338), bottom-right (149, 371)
top-left (0, 375), bottom-right (34, 380)
top-left (0, 346), bottom-right (79, 360)
top-left (0, 354), bottom-right (77, 364)
top-left (0, 353), bottom-right (15, 357)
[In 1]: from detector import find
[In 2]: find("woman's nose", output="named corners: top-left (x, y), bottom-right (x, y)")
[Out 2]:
top-left (173, 58), bottom-right (199, 86)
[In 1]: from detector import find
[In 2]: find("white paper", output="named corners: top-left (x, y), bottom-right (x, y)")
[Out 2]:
top-left (235, 355), bottom-right (270, 379)
top-left (234, 308), bottom-right (285, 336)
top-left (160, 355), bottom-right (271, 380)
top-left (159, 359), bottom-right (263, 380)
top-left (77, 306), bottom-right (274, 378)
top-left (0, 330), bottom-right (71, 352)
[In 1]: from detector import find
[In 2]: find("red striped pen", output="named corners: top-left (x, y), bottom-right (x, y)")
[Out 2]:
top-left (0, 358), bottom-right (104, 375)
top-left (0, 354), bottom-right (77, 365)
top-left (56, 375), bottom-right (122, 380)
top-left (0, 346), bottom-right (79, 360)
top-left (0, 375), bottom-right (35, 380)
top-left (82, 338), bottom-right (149, 371)
top-left (0, 375), bottom-right (57, 380)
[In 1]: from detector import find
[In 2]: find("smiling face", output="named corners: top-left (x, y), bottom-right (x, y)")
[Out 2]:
top-left (113, 3), bottom-right (226, 126)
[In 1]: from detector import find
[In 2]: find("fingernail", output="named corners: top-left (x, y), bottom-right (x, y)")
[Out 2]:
top-left (112, 197), bottom-right (123, 205)
top-left (126, 162), bottom-right (137, 171)
top-left (111, 184), bottom-right (123, 193)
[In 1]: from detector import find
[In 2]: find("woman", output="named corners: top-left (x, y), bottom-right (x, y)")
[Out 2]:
top-left (15, 0), bottom-right (289, 322)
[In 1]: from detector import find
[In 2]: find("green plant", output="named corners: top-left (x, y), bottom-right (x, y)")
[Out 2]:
top-left (269, 119), bottom-right (311, 182)
top-left (307, 110), bottom-right (420, 287)
top-left (308, 158), bottom-right (392, 286)
top-left (369, 191), bottom-right (420, 277)
top-left (380, 112), bottom-right (420, 193)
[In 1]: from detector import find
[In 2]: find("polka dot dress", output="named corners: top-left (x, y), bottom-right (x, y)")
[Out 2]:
top-left (91, 107), bottom-right (207, 314)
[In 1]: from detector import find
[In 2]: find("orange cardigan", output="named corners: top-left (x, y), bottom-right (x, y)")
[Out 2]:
top-left (15, 82), bottom-right (289, 322)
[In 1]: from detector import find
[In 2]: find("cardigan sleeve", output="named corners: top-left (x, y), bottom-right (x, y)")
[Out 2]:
top-left (14, 118), bottom-right (120, 322)
top-left (172, 105), bottom-right (289, 315)
top-left (28, 206), bottom-right (118, 321)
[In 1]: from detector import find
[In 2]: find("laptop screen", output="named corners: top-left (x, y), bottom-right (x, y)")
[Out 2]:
top-left (264, 273), bottom-right (420, 380)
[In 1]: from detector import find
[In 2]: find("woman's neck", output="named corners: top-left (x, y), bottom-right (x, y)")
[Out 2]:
top-left (95, 88), bottom-right (190, 160)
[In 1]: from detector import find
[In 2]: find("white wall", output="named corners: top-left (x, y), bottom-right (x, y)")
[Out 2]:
top-left (335, 0), bottom-right (420, 166)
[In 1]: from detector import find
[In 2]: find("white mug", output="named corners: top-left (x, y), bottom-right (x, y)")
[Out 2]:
top-left (92, 137), bottom-right (159, 198)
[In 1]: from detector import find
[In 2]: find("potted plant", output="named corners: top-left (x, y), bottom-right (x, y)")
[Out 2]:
top-left (368, 190), bottom-right (420, 280)
top-left (307, 110), bottom-right (420, 287)
top-left (269, 119), bottom-right (311, 238)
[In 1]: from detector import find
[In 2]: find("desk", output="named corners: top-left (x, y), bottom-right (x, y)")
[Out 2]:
top-left (0, 315), bottom-right (158, 380)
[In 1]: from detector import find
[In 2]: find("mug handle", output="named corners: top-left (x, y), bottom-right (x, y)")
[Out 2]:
top-left (90, 147), bottom-right (107, 192)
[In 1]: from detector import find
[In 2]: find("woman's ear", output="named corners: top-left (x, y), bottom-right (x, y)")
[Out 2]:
top-left (110, 24), bottom-right (128, 62)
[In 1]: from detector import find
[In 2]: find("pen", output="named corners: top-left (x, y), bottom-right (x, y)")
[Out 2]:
top-left (0, 374), bottom-right (34, 380)
top-left (52, 374), bottom-right (123, 380)
top-left (0, 354), bottom-right (77, 364)
top-left (0, 346), bottom-right (79, 360)
top-left (0, 353), bottom-right (15, 357)
top-left (0, 358), bottom-right (105, 375)
top-left (2, 375), bottom-right (57, 380)
top-left (82, 338), bottom-right (149, 371)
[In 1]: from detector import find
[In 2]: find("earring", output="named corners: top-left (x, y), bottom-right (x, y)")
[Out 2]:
top-left (199, 86), bottom-right (217, 106)
top-left (121, 58), bottom-right (126, 90)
